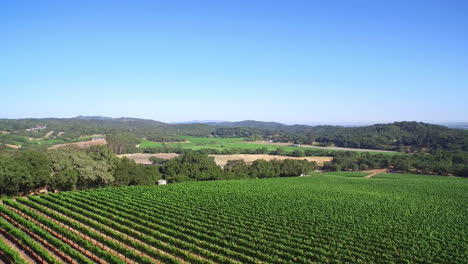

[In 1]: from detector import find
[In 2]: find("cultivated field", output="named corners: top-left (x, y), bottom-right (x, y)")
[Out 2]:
top-left (247, 140), bottom-right (397, 153)
top-left (209, 154), bottom-right (332, 166)
top-left (0, 173), bottom-right (466, 263)
top-left (140, 136), bottom-right (398, 155)
top-left (48, 139), bottom-right (107, 150)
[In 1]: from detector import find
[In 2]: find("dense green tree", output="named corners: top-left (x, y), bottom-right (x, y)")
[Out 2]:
top-left (280, 159), bottom-right (317, 177)
top-left (160, 152), bottom-right (222, 182)
top-left (114, 157), bottom-right (161, 186)
top-left (0, 156), bottom-right (33, 195)
top-left (107, 132), bottom-right (140, 154)
top-left (16, 151), bottom-right (50, 188)
top-left (249, 160), bottom-right (277, 178)
top-left (223, 160), bottom-right (250, 179)
top-left (48, 147), bottom-right (114, 189)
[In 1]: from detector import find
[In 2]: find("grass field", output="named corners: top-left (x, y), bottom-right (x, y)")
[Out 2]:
top-left (0, 173), bottom-right (466, 263)
top-left (140, 136), bottom-right (399, 155)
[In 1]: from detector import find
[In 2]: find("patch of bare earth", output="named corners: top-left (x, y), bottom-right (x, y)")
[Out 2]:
top-left (79, 134), bottom-right (105, 138)
top-left (210, 154), bottom-right (333, 166)
top-left (48, 139), bottom-right (107, 150)
top-left (26, 137), bottom-right (41, 141)
top-left (117, 153), bottom-right (180, 165)
top-left (247, 140), bottom-right (396, 153)
top-left (44, 131), bottom-right (54, 138)
top-left (364, 169), bottom-right (388, 178)
top-left (57, 131), bottom-right (65, 136)
top-left (2, 144), bottom-right (21, 149)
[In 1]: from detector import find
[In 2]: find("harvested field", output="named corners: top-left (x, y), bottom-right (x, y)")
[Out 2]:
top-left (117, 153), bottom-right (180, 165)
top-left (48, 139), bottom-right (107, 150)
top-left (248, 141), bottom-right (396, 153)
top-left (209, 154), bottom-right (333, 166)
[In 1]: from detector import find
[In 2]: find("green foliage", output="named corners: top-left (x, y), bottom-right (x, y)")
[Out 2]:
top-left (161, 152), bottom-right (222, 182)
top-left (1, 175), bottom-right (464, 263)
top-left (141, 136), bottom-right (396, 156)
top-left (48, 147), bottom-right (115, 189)
top-left (0, 155), bottom-right (33, 195)
top-left (0, 228), bottom-right (28, 264)
top-left (325, 150), bottom-right (468, 177)
top-left (107, 132), bottom-right (140, 154)
top-left (315, 121), bottom-right (468, 152)
top-left (114, 157), bottom-right (161, 186)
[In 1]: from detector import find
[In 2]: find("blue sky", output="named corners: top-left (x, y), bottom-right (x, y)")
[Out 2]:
top-left (1, 0), bottom-right (467, 124)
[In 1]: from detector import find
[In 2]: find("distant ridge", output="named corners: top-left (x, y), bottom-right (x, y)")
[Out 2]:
top-left (12, 116), bottom-right (466, 130)
top-left (74, 115), bottom-right (114, 120)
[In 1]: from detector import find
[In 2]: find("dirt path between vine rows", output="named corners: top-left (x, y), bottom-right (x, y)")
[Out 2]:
top-left (0, 232), bottom-right (36, 264)
top-left (364, 169), bottom-right (388, 178)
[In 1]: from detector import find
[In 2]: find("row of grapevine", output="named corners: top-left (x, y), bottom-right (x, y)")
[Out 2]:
top-left (1, 174), bottom-right (466, 263)
top-left (0, 225), bottom-right (28, 264)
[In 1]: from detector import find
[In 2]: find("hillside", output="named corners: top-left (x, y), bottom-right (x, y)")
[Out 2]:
top-left (314, 121), bottom-right (468, 151)
top-left (1, 118), bottom-right (467, 153)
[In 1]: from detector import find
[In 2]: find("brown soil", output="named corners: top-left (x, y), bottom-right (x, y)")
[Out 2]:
top-left (0, 131), bottom-right (9, 134)
top-left (364, 169), bottom-right (388, 178)
top-left (79, 134), bottom-right (105, 138)
top-left (48, 139), bottom-right (107, 150)
top-left (26, 137), bottom-right (41, 141)
top-left (57, 132), bottom-right (65, 136)
top-left (210, 154), bottom-right (333, 166)
top-left (117, 153), bottom-right (180, 165)
top-left (0, 232), bottom-right (36, 264)
top-left (248, 141), bottom-right (396, 153)
top-left (44, 131), bottom-right (54, 138)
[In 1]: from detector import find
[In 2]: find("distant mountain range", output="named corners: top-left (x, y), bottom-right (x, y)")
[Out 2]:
top-left (69, 116), bottom-right (468, 130)
top-left (170, 119), bottom-right (468, 130)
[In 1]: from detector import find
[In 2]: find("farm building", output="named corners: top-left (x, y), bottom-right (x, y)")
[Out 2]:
top-left (26, 125), bottom-right (47, 132)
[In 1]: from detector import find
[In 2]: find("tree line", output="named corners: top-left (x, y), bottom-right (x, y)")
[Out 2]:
top-left (156, 152), bottom-right (317, 182)
top-left (0, 147), bottom-right (318, 196)
top-left (0, 146), bottom-right (161, 196)
top-left (324, 150), bottom-right (468, 177)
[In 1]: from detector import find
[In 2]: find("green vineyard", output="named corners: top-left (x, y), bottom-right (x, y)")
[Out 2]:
top-left (0, 173), bottom-right (467, 263)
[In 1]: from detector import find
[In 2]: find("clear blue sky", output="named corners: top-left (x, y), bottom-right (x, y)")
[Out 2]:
top-left (1, 0), bottom-right (467, 124)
